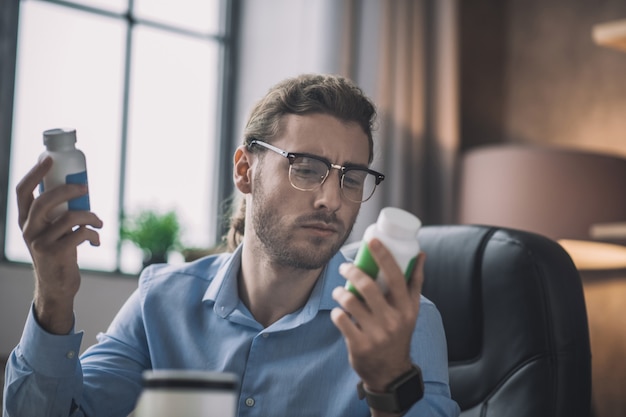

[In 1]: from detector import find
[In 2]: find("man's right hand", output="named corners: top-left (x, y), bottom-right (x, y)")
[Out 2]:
top-left (16, 156), bottom-right (103, 335)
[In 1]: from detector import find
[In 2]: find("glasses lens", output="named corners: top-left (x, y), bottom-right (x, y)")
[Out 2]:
top-left (289, 156), bottom-right (329, 190)
top-left (342, 169), bottom-right (377, 202)
top-left (288, 155), bottom-right (379, 202)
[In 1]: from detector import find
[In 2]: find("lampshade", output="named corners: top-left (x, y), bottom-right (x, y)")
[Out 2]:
top-left (457, 144), bottom-right (626, 270)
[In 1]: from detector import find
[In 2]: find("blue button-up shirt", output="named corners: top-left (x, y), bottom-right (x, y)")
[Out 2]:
top-left (4, 246), bottom-right (459, 417)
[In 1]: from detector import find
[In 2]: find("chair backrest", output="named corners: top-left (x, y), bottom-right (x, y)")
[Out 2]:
top-left (345, 224), bottom-right (592, 417)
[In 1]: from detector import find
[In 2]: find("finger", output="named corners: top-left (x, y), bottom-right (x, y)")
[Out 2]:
top-left (330, 307), bottom-right (362, 345)
top-left (16, 158), bottom-right (53, 228)
top-left (332, 284), bottom-right (371, 324)
top-left (341, 262), bottom-right (387, 311)
top-left (31, 225), bottom-right (101, 255)
top-left (25, 210), bottom-right (103, 247)
top-left (28, 184), bottom-right (89, 224)
top-left (64, 225), bottom-right (102, 247)
top-left (54, 210), bottom-right (103, 237)
top-left (367, 239), bottom-right (410, 304)
top-left (30, 224), bottom-right (102, 260)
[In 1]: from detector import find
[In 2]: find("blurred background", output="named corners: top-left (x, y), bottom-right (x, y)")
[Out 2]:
top-left (1, 0), bottom-right (625, 415)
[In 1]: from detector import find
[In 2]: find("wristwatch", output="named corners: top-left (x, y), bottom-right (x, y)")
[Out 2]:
top-left (357, 365), bottom-right (424, 413)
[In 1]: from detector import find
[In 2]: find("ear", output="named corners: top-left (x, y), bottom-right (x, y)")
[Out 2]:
top-left (233, 145), bottom-right (253, 194)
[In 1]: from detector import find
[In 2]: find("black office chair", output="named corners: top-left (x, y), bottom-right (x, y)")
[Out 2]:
top-left (344, 224), bottom-right (592, 417)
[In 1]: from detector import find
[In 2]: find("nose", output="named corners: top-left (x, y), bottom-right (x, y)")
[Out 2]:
top-left (313, 168), bottom-right (343, 211)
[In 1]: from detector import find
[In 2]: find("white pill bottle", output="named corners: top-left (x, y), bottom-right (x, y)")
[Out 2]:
top-left (346, 207), bottom-right (421, 296)
top-left (38, 128), bottom-right (90, 219)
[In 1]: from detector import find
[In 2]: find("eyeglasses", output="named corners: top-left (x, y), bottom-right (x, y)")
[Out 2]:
top-left (249, 139), bottom-right (385, 203)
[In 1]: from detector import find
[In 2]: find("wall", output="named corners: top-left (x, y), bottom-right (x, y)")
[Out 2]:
top-left (460, 0), bottom-right (626, 157)
top-left (459, 1), bottom-right (626, 416)
top-left (0, 263), bottom-right (137, 356)
top-left (232, 0), bottom-right (345, 145)
top-left (505, 1), bottom-right (626, 157)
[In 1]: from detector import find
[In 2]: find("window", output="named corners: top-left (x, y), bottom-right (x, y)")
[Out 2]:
top-left (1, 0), bottom-right (236, 274)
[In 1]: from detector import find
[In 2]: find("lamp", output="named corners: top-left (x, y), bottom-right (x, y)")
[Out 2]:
top-left (592, 18), bottom-right (626, 53)
top-left (457, 144), bottom-right (626, 270)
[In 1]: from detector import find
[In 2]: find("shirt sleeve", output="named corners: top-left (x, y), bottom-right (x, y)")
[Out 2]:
top-left (3, 304), bottom-right (85, 417)
top-left (3, 288), bottom-right (148, 417)
top-left (402, 297), bottom-right (461, 417)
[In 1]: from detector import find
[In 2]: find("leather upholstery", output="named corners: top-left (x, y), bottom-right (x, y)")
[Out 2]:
top-left (343, 224), bottom-right (592, 417)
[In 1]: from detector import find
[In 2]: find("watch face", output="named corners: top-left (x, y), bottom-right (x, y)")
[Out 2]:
top-left (394, 370), bottom-right (424, 411)
top-left (358, 366), bottom-right (425, 413)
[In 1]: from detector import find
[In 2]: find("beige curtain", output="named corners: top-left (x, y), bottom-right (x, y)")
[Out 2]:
top-left (340, 0), bottom-right (459, 239)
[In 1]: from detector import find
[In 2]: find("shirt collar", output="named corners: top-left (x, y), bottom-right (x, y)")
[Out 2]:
top-left (202, 245), bottom-right (349, 319)
top-left (202, 244), bottom-right (242, 317)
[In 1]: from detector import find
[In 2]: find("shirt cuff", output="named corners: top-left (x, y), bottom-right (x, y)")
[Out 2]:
top-left (17, 303), bottom-right (84, 378)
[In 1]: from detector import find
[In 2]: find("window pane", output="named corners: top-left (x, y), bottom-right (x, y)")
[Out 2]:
top-left (121, 25), bottom-right (219, 274)
top-left (67, 0), bottom-right (128, 14)
top-left (6, 1), bottom-right (125, 270)
top-left (134, 0), bottom-right (222, 35)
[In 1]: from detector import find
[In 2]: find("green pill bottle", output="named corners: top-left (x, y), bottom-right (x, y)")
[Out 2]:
top-left (346, 207), bottom-right (421, 297)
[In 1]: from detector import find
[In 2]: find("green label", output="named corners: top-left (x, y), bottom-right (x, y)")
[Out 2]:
top-left (404, 256), bottom-right (417, 280)
top-left (345, 243), bottom-right (378, 298)
top-left (354, 243), bottom-right (379, 279)
top-left (345, 247), bottom-right (417, 298)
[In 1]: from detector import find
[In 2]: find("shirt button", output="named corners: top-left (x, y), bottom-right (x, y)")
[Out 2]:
top-left (66, 351), bottom-right (76, 359)
top-left (245, 397), bottom-right (255, 407)
top-left (262, 333), bottom-right (269, 338)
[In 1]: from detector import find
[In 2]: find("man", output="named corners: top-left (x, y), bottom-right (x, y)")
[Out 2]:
top-left (4, 74), bottom-right (460, 416)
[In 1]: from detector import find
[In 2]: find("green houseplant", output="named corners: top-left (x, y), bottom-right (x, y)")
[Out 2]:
top-left (120, 209), bottom-right (182, 267)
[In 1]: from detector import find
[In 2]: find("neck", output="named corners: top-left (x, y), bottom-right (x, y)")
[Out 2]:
top-left (239, 243), bottom-right (324, 328)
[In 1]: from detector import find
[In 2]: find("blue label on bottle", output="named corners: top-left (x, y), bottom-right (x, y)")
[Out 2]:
top-left (66, 171), bottom-right (90, 211)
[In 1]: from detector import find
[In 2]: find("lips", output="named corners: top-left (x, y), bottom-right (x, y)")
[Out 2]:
top-left (296, 212), bottom-right (344, 238)
top-left (301, 222), bottom-right (339, 233)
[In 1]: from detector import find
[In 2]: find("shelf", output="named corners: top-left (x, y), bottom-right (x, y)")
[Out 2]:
top-left (590, 222), bottom-right (626, 241)
top-left (592, 19), bottom-right (626, 52)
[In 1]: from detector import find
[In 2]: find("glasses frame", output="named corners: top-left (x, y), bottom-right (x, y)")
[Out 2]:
top-left (248, 139), bottom-right (385, 203)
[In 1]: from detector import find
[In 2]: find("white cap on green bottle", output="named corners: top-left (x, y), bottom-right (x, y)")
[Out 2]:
top-left (377, 207), bottom-right (421, 239)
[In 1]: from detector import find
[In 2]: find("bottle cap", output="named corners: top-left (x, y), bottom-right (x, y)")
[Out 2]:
top-left (377, 207), bottom-right (421, 239)
top-left (43, 128), bottom-right (77, 147)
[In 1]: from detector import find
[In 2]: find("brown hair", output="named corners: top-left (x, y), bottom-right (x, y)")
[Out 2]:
top-left (225, 74), bottom-right (377, 251)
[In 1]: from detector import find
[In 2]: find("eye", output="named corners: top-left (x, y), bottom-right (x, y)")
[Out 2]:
top-left (343, 170), bottom-right (367, 189)
top-left (291, 157), bottom-right (327, 179)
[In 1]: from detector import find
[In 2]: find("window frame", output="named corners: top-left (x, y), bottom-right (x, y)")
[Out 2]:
top-left (0, 0), bottom-right (239, 273)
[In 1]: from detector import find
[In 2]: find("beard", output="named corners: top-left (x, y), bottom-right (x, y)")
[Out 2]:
top-left (251, 171), bottom-right (355, 270)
